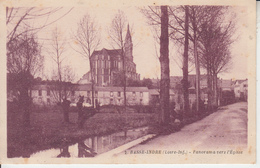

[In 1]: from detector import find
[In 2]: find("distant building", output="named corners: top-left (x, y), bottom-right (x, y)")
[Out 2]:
top-left (31, 84), bottom-right (77, 106)
top-left (233, 79), bottom-right (248, 101)
top-left (169, 74), bottom-right (208, 89)
top-left (75, 85), bottom-right (149, 106)
top-left (219, 79), bottom-right (233, 91)
top-left (169, 74), bottom-right (221, 110)
top-left (78, 25), bottom-right (140, 86)
top-left (31, 84), bottom-right (149, 106)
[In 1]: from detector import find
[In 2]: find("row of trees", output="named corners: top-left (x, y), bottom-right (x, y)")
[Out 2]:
top-left (141, 6), bottom-right (235, 124)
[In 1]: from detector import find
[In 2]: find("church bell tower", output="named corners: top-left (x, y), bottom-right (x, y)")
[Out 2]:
top-left (124, 24), bottom-right (133, 61)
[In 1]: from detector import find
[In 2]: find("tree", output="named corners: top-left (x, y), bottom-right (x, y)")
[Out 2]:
top-left (49, 27), bottom-right (67, 103)
top-left (73, 14), bottom-right (101, 108)
top-left (159, 6), bottom-right (170, 125)
top-left (142, 78), bottom-right (153, 89)
top-left (170, 6), bottom-right (211, 114)
top-left (188, 6), bottom-right (203, 114)
top-left (7, 32), bottom-right (43, 127)
top-left (49, 27), bottom-right (76, 122)
top-left (198, 7), bottom-right (235, 109)
top-left (141, 6), bottom-right (192, 118)
top-left (6, 7), bottom-right (73, 51)
top-left (108, 10), bottom-right (128, 108)
top-left (6, 7), bottom-right (73, 127)
top-left (170, 6), bottom-right (217, 114)
top-left (181, 6), bottom-right (190, 117)
top-left (49, 66), bottom-right (76, 104)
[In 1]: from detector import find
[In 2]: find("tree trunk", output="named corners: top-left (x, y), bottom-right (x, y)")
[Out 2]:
top-left (207, 67), bottom-right (213, 112)
top-left (183, 6), bottom-right (190, 118)
top-left (159, 6), bottom-right (170, 125)
top-left (19, 71), bottom-right (32, 127)
top-left (194, 38), bottom-right (200, 115)
top-left (90, 59), bottom-right (95, 108)
top-left (212, 73), bottom-right (218, 109)
top-left (122, 48), bottom-right (127, 111)
top-left (21, 88), bottom-right (30, 127)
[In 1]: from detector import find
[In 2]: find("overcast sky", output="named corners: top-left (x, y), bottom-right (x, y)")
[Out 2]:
top-left (35, 5), bottom-right (249, 82)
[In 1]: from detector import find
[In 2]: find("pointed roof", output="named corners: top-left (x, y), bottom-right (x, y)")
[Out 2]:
top-left (234, 79), bottom-right (247, 85)
top-left (125, 24), bottom-right (132, 42)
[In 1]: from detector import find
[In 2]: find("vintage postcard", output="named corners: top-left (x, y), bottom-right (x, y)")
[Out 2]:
top-left (0, 0), bottom-right (256, 164)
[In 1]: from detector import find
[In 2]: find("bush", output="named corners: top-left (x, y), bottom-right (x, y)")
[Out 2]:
top-left (31, 104), bottom-right (62, 113)
top-left (99, 105), bottom-right (122, 113)
top-left (130, 105), bottom-right (156, 113)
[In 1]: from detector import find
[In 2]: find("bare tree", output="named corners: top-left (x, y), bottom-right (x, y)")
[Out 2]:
top-left (142, 6), bottom-right (192, 118)
top-left (108, 10), bottom-right (128, 108)
top-left (188, 6), bottom-right (203, 114)
top-left (198, 7), bottom-right (235, 109)
top-left (73, 13), bottom-right (101, 108)
top-left (49, 27), bottom-right (67, 103)
top-left (48, 27), bottom-right (76, 123)
top-left (6, 7), bottom-right (73, 50)
top-left (168, 6), bottom-right (191, 117)
top-left (170, 6), bottom-right (217, 114)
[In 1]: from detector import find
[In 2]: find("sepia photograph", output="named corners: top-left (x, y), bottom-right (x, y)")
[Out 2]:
top-left (0, 0), bottom-right (256, 164)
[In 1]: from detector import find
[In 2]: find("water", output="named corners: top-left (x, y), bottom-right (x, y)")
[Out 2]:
top-left (30, 126), bottom-right (149, 158)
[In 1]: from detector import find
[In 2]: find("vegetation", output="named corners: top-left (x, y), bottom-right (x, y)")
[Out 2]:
top-left (7, 104), bottom-right (156, 157)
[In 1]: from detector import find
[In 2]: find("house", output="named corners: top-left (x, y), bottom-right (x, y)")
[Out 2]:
top-left (169, 76), bottom-right (182, 89)
top-left (148, 88), bottom-right (175, 105)
top-left (78, 25), bottom-right (140, 86)
top-left (31, 84), bottom-right (150, 106)
top-left (233, 79), bottom-right (248, 101)
top-left (219, 79), bottom-right (233, 91)
top-left (31, 84), bottom-right (77, 106)
top-left (75, 85), bottom-right (149, 106)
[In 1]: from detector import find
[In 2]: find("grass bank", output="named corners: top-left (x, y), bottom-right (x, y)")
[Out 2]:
top-left (7, 106), bottom-right (157, 158)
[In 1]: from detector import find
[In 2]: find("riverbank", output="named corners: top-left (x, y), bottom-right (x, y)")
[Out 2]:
top-left (7, 107), bottom-right (157, 158)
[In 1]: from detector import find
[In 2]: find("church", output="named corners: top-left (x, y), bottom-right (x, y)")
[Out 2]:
top-left (78, 25), bottom-right (140, 86)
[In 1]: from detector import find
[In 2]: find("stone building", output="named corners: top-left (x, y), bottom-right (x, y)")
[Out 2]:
top-left (30, 84), bottom-right (149, 107)
top-left (78, 25), bottom-right (140, 86)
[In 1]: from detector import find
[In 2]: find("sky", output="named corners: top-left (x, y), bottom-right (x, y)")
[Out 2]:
top-left (26, 5), bottom-right (250, 82)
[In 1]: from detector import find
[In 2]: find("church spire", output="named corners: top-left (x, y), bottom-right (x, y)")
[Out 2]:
top-left (124, 23), bottom-right (133, 61)
top-left (125, 23), bottom-right (132, 42)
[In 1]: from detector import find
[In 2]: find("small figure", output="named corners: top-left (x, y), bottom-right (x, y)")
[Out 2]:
top-left (77, 96), bottom-right (97, 129)
top-left (204, 99), bottom-right (208, 112)
top-left (170, 102), bottom-right (177, 123)
top-left (77, 96), bottom-right (85, 128)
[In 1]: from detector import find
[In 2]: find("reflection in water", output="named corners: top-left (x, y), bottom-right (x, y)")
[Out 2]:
top-left (57, 146), bottom-right (70, 158)
top-left (31, 126), bottom-right (149, 158)
top-left (78, 141), bottom-right (97, 157)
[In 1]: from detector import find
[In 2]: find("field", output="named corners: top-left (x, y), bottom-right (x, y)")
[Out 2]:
top-left (7, 105), bottom-right (157, 157)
